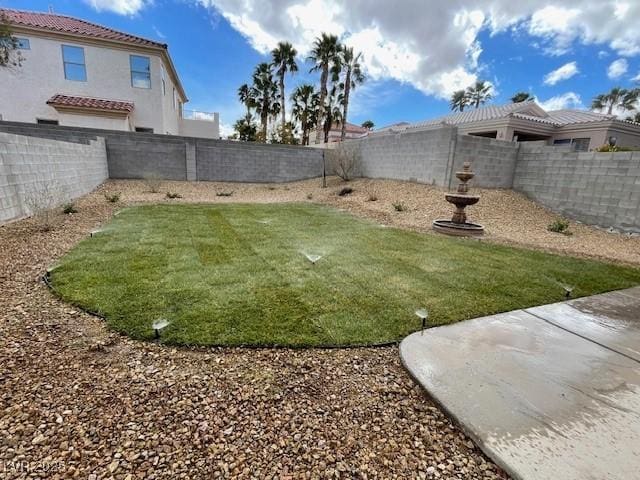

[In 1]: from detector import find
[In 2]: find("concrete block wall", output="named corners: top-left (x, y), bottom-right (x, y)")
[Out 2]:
top-left (513, 144), bottom-right (640, 232)
top-left (0, 132), bottom-right (108, 223)
top-left (451, 135), bottom-right (520, 189)
top-left (350, 126), bottom-right (457, 186)
top-left (0, 121), bottom-right (324, 184)
top-left (196, 139), bottom-right (323, 183)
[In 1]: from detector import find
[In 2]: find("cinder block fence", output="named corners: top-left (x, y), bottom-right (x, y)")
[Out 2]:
top-left (1, 120), bottom-right (639, 232)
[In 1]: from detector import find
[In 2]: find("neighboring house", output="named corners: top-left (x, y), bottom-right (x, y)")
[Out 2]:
top-left (0, 8), bottom-right (219, 138)
top-left (325, 122), bottom-right (370, 143)
top-left (380, 101), bottom-right (640, 151)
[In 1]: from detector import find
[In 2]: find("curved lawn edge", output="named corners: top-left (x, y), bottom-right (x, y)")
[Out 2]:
top-left (45, 203), bottom-right (640, 349)
top-left (43, 270), bottom-right (403, 350)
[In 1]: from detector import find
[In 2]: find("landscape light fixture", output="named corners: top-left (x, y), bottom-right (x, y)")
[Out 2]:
top-left (90, 229), bottom-right (101, 237)
top-left (415, 308), bottom-right (429, 333)
top-left (152, 319), bottom-right (170, 339)
top-left (608, 136), bottom-right (617, 147)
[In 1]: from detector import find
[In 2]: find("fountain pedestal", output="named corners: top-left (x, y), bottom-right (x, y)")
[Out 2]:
top-left (433, 162), bottom-right (484, 236)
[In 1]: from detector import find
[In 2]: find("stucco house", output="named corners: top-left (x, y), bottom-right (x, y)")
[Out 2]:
top-left (324, 122), bottom-right (370, 143)
top-left (379, 101), bottom-right (640, 151)
top-left (0, 8), bottom-right (219, 138)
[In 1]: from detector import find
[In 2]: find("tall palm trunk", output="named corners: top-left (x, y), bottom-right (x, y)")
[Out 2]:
top-left (279, 70), bottom-right (286, 129)
top-left (261, 99), bottom-right (268, 140)
top-left (607, 102), bottom-right (613, 115)
top-left (340, 69), bottom-right (352, 141)
top-left (315, 67), bottom-right (328, 144)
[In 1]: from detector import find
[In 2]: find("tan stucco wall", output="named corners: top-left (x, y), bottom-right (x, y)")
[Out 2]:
top-left (0, 32), bottom-right (184, 134)
top-left (180, 116), bottom-right (220, 139)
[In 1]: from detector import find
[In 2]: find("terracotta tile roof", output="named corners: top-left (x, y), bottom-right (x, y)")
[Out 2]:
top-left (47, 94), bottom-right (134, 113)
top-left (0, 8), bottom-right (166, 49)
top-left (330, 122), bottom-right (369, 134)
top-left (392, 101), bottom-right (623, 133)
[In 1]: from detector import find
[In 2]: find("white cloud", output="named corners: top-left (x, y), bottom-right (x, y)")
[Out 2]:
top-left (188, 1), bottom-right (640, 100)
top-left (219, 123), bottom-right (235, 138)
top-left (538, 92), bottom-right (583, 111)
top-left (607, 58), bottom-right (628, 79)
top-left (632, 72), bottom-right (640, 82)
top-left (543, 61), bottom-right (579, 85)
top-left (82, 0), bottom-right (151, 15)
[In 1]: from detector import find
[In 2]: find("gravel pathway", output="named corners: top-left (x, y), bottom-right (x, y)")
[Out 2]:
top-left (0, 180), bottom-right (508, 479)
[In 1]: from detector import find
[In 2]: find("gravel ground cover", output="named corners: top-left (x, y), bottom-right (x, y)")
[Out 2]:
top-left (1, 176), bottom-right (635, 478)
top-left (0, 186), bottom-right (507, 479)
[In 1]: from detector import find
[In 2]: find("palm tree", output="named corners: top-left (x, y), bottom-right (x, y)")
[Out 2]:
top-left (291, 84), bottom-right (318, 145)
top-left (233, 113), bottom-right (257, 141)
top-left (0, 12), bottom-right (24, 68)
top-left (337, 46), bottom-right (365, 141)
top-left (466, 81), bottom-right (493, 108)
top-left (237, 83), bottom-right (255, 117)
top-left (591, 87), bottom-right (639, 115)
top-left (308, 33), bottom-right (341, 144)
top-left (251, 62), bottom-right (279, 141)
top-left (361, 120), bottom-right (374, 130)
top-left (324, 83), bottom-right (343, 143)
top-left (450, 90), bottom-right (468, 112)
top-left (271, 41), bottom-right (298, 130)
top-left (511, 92), bottom-right (533, 103)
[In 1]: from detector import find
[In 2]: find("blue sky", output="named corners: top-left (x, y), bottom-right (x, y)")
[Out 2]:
top-left (3, 0), bottom-right (639, 135)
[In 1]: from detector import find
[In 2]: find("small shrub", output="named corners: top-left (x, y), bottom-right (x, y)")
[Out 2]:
top-left (143, 173), bottom-right (163, 193)
top-left (105, 192), bottom-right (121, 203)
top-left (338, 187), bottom-right (353, 197)
top-left (62, 202), bottom-right (78, 214)
top-left (216, 191), bottom-right (234, 197)
top-left (548, 218), bottom-right (571, 235)
top-left (23, 181), bottom-right (62, 231)
top-left (166, 192), bottom-right (182, 199)
top-left (392, 201), bottom-right (407, 212)
top-left (328, 144), bottom-right (361, 181)
top-left (366, 192), bottom-right (378, 202)
top-left (307, 193), bottom-right (313, 200)
top-left (267, 186), bottom-right (277, 191)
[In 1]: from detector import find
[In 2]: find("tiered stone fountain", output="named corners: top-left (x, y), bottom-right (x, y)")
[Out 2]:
top-left (432, 162), bottom-right (484, 236)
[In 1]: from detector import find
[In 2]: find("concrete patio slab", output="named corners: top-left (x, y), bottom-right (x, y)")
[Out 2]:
top-left (400, 288), bottom-right (640, 480)
top-left (526, 286), bottom-right (640, 362)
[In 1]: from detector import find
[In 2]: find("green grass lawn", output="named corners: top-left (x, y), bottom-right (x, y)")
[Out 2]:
top-left (49, 203), bottom-right (640, 347)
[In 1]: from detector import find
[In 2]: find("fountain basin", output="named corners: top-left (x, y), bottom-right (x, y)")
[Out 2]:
top-left (445, 193), bottom-right (480, 207)
top-left (432, 219), bottom-right (484, 236)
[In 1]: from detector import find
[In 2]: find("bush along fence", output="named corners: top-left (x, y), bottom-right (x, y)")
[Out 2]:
top-left (1, 120), bottom-right (639, 232)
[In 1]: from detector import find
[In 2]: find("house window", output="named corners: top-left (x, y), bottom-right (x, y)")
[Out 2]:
top-left (62, 45), bottom-right (86, 81)
top-left (16, 38), bottom-right (30, 50)
top-left (553, 139), bottom-right (571, 145)
top-left (130, 55), bottom-right (151, 89)
top-left (36, 118), bottom-right (59, 125)
top-left (160, 64), bottom-right (166, 95)
top-left (135, 127), bottom-right (154, 133)
top-left (571, 138), bottom-right (590, 152)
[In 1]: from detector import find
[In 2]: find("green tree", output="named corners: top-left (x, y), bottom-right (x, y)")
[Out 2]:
top-left (251, 62), bottom-right (279, 141)
top-left (0, 12), bottom-right (23, 68)
top-left (337, 46), bottom-right (365, 141)
top-left (323, 83), bottom-right (343, 143)
top-left (450, 90), bottom-right (468, 112)
top-left (592, 87), bottom-right (639, 115)
top-left (291, 84), bottom-right (319, 145)
top-left (466, 81), bottom-right (493, 109)
top-left (361, 120), bottom-right (374, 130)
top-left (308, 33), bottom-right (341, 144)
top-left (233, 114), bottom-right (257, 141)
top-left (237, 83), bottom-right (255, 117)
top-left (511, 91), bottom-right (533, 103)
top-left (271, 41), bottom-right (298, 131)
